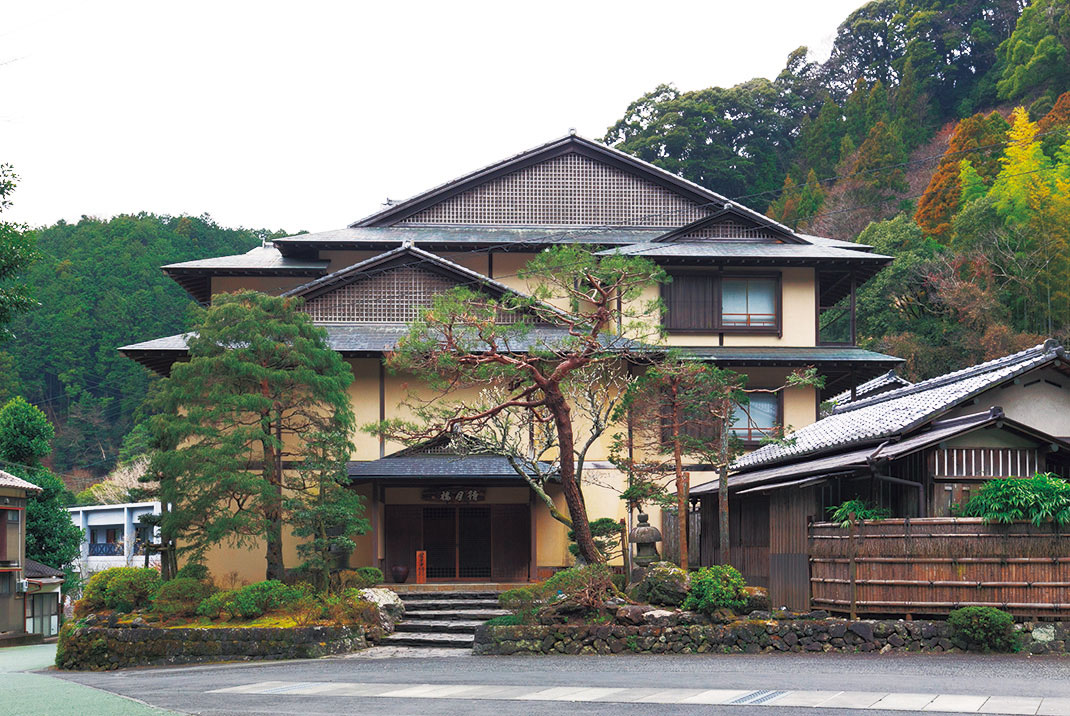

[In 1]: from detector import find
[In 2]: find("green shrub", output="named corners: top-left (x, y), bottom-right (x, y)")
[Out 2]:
top-left (610, 573), bottom-right (627, 593)
top-left (827, 499), bottom-right (891, 527)
top-left (104, 569), bottom-right (162, 613)
top-left (682, 565), bottom-right (747, 615)
top-left (196, 590), bottom-right (232, 619)
top-left (499, 586), bottom-right (540, 623)
top-left (195, 580), bottom-right (308, 620)
top-left (78, 567), bottom-right (161, 614)
top-left (174, 562), bottom-right (210, 581)
top-left (153, 578), bottom-right (216, 618)
top-left (567, 518), bottom-right (623, 561)
top-left (484, 614), bottom-right (521, 626)
top-left (948, 606), bottom-right (1018, 652)
top-left (960, 474), bottom-right (1070, 525)
top-left (354, 567), bottom-right (383, 588)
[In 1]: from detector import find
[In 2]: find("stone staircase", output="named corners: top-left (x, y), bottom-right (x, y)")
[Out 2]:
top-left (381, 591), bottom-right (509, 649)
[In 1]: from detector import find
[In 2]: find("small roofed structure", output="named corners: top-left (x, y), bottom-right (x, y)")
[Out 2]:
top-left (689, 341), bottom-right (1070, 610)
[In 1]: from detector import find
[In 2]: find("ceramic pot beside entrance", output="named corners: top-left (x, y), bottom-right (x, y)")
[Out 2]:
top-left (391, 565), bottom-right (409, 584)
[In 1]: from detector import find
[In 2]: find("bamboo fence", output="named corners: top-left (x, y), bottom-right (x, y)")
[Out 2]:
top-left (808, 518), bottom-right (1070, 618)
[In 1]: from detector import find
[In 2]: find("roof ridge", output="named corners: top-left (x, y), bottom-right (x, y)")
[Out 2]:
top-left (835, 341), bottom-right (1061, 414)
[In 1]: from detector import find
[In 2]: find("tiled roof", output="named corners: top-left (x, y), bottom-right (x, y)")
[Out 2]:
top-left (677, 346), bottom-right (902, 365)
top-left (163, 245), bottom-right (329, 272)
top-left (348, 454), bottom-right (539, 480)
top-left (272, 226), bottom-right (667, 253)
top-left (23, 558), bottom-right (64, 579)
top-left (120, 324), bottom-right (643, 358)
top-left (733, 341), bottom-right (1067, 472)
top-left (827, 370), bottom-right (913, 408)
top-left (597, 242), bottom-right (890, 263)
top-left (0, 469), bottom-right (40, 492)
top-left (695, 407), bottom-right (1067, 495)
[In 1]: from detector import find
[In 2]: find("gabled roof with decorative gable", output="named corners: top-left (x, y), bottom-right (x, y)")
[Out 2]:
top-left (351, 134), bottom-right (795, 233)
top-left (731, 340), bottom-right (1069, 473)
top-left (280, 243), bottom-right (521, 302)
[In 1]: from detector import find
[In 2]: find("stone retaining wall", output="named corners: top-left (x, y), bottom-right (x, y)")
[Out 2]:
top-left (56, 623), bottom-right (366, 670)
top-left (474, 620), bottom-right (1070, 655)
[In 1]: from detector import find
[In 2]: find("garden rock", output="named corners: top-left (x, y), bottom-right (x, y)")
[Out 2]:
top-left (359, 588), bottom-right (405, 622)
top-left (631, 561), bottom-right (690, 607)
top-left (615, 605), bottom-right (647, 625)
top-left (741, 586), bottom-right (770, 613)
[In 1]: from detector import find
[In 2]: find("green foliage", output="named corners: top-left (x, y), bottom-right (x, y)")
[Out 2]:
top-left (196, 580), bottom-right (308, 620)
top-left (152, 577), bottom-right (215, 618)
top-left (948, 606), bottom-right (1018, 652)
top-left (79, 567), bottom-right (160, 614)
top-left (0, 164), bottom-right (38, 340)
top-left (104, 568), bottom-right (162, 613)
top-left (148, 290), bottom-right (356, 582)
top-left (567, 517), bottom-right (622, 561)
top-left (682, 565), bottom-right (747, 615)
top-left (19, 467), bottom-right (82, 578)
top-left (960, 474), bottom-right (1070, 525)
top-left (353, 567), bottom-right (383, 588)
top-left (8, 214), bottom-right (273, 476)
top-left (499, 586), bottom-right (540, 623)
top-left (484, 614), bottom-right (521, 626)
top-left (996, 0), bottom-right (1070, 102)
top-left (827, 499), bottom-right (891, 527)
top-left (0, 396), bottom-right (54, 465)
top-left (174, 561), bottom-right (210, 581)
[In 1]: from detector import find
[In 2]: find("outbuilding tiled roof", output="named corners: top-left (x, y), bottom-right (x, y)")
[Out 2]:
top-left (0, 469), bottom-right (41, 492)
top-left (23, 558), bottom-right (64, 579)
top-left (733, 341), bottom-right (1067, 472)
top-left (597, 243), bottom-right (889, 263)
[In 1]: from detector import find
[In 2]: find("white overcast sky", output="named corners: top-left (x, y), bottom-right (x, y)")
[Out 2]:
top-left (1, 1), bottom-right (863, 233)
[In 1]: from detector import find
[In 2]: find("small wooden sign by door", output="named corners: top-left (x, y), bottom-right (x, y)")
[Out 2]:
top-left (415, 550), bottom-right (427, 584)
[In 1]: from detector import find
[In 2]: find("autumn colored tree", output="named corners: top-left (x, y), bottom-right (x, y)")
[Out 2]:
top-left (850, 120), bottom-right (908, 208)
top-left (915, 112), bottom-right (1010, 239)
top-left (767, 170), bottom-right (825, 231)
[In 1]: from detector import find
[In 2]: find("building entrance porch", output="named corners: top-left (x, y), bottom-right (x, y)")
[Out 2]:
top-left (382, 499), bottom-right (532, 583)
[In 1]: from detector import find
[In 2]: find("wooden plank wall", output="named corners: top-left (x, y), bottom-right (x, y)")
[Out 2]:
top-left (769, 487), bottom-right (818, 611)
top-left (809, 518), bottom-right (1070, 617)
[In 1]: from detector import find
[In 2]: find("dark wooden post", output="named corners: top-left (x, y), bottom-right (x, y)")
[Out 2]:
top-left (848, 512), bottom-right (858, 620)
top-left (619, 518), bottom-right (630, 583)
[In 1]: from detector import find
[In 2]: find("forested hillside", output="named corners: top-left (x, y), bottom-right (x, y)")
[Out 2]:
top-left (9, 1), bottom-right (1070, 481)
top-left (0, 215), bottom-right (279, 481)
top-left (606, 0), bottom-right (1070, 380)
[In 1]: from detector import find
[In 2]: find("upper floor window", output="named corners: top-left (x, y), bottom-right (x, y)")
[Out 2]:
top-left (729, 393), bottom-right (779, 444)
top-left (663, 272), bottom-right (780, 333)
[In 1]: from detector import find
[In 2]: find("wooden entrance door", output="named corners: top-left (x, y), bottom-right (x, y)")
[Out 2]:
top-left (423, 506), bottom-right (493, 580)
top-left (384, 502), bottom-right (530, 581)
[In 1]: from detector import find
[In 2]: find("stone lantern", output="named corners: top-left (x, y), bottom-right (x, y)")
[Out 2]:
top-left (629, 513), bottom-right (662, 568)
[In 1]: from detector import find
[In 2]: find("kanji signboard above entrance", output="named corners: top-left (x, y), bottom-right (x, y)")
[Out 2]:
top-left (421, 487), bottom-right (485, 503)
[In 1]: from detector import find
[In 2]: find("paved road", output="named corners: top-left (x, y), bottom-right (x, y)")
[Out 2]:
top-left (43, 647), bottom-right (1070, 716)
top-left (1, 643), bottom-right (176, 716)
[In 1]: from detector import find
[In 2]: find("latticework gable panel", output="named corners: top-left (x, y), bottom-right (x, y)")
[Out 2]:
top-left (670, 218), bottom-right (781, 241)
top-left (399, 152), bottom-right (712, 227)
top-left (301, 265), bottom-right (516, 323)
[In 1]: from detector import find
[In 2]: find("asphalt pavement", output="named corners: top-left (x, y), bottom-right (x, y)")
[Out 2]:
top-left (38, 646), bottom-right (1070, 716)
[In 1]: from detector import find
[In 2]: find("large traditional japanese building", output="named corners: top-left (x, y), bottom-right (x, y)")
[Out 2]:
top-left (121, 134), bottom-right (899, 584)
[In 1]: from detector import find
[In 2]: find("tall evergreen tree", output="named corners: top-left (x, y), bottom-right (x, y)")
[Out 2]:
top-left (0, 165), bottom-right (37, 338)
top-left (149, 291), bottom-right (358, 581)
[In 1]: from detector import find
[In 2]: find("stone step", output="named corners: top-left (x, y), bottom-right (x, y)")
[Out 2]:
top-left (403, 599), bottom-right (501, 610)
top-left (380, 631), bottom-right (474, 648)
top-left (402, 608), bottom-right (509, 621)
top-left (394, 619), bottom-right (484, 633)
top-left (398, 591), bottom-right (502, 601)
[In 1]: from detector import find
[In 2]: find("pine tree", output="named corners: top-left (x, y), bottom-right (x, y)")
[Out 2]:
top-left (148, 291), bottom-right (359, 582)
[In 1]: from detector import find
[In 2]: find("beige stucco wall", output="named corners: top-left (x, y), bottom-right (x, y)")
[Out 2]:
top-left (945, 368), bottom-right (1070, 437)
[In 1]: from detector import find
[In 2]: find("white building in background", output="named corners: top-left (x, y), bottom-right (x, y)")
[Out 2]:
top-left (66, 502), bottom-right (161, 575)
